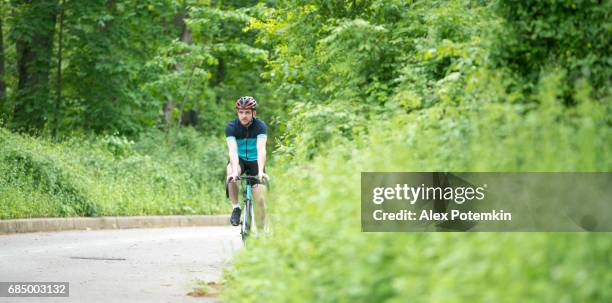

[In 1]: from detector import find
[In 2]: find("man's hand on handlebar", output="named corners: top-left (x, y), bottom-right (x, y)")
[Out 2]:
top-left (227, 174), bottom-right (270, 184)
top-left (227, 173), bottom-right (239, 183)
top-left (258, 173), bottom-right (270, 183)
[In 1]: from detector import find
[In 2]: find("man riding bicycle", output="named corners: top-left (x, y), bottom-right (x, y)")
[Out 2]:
top-left (225, 96), bottom-right (268, 229)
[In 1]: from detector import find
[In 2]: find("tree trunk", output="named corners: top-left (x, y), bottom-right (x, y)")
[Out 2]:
top-left (212, 57), bottom-right (225, 86)
top-left (13, 0), bottom-right (59, 132)
top-left (164, 10), bottom-right (193, 130)
top-left (52, 0), bottom-right (64, 136)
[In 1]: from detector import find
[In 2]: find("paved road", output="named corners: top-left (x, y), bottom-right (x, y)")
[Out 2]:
top-left (0, 226), bottom-right (242, 302)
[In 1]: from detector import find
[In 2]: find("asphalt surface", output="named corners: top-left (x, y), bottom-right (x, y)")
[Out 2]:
top-left (0, 226), bottom-right (242, 302)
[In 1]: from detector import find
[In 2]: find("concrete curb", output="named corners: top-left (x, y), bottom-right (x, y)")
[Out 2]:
top-left (0, 215), bottom-right (230, 234)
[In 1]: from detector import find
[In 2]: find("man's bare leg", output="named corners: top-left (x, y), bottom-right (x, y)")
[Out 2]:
top-left (252, 184), bottom-right (266, 231)
top-left (226, 163), bottom-right (241, 207)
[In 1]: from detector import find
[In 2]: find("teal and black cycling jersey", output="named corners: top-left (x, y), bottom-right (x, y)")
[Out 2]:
top-left (225, 118), bottom-right (267, 161)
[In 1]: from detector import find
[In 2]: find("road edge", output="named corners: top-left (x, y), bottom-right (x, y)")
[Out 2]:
top-left (0, 215), bottom-right (230, 234)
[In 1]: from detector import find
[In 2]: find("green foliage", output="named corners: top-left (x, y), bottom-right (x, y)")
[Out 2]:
top-left (317, 18), bottom-right (390, 101)
top-left (143, 3), bottom-right (270, 133)
top-left (55, 0), bottom-right (184, 134)
top-left (2, 149), bottom-right (96, 217)
top-left (222, 0), bottom-right (611, 301)
top-left (143, 39), bottom-right (216, 128)
top-left (8, 0), bottom-right (59, 131)
top-left (223, 81), bottom-right (610, 301)
top-left (491, 0), bottom-right (612, 101)
top-left (0, 127), bottom-right (227, 219)
top-left (2, 0), bottom-right (184, 134)
top-left (1, 0), bottom-right (273, 136)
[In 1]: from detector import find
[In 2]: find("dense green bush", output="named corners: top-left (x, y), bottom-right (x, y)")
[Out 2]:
top-left (0, 127), bottom-right (228, 219)
top-left (492, 0), bottom-right (612, 101)
top-left (2, 150), bottom-right (97, 217)
top-left (223, 90), bottom-right (610, 301)
top-left (222, 0), bottom-right (611, 301)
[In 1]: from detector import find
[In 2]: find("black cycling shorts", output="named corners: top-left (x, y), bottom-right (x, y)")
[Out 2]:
top-left (226, 158), bottom-right (265, 197)
top-left (231, 158), bottom-right (264, 177)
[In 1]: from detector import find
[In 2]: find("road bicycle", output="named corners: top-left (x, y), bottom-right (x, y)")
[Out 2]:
top-left (233, 175), bottom-right (267, 242)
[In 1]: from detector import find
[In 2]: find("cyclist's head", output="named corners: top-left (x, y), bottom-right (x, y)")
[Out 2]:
top-left (235, 96), bottom-right (257, 125)
top-left (236, 96), bottom-right (257, 111)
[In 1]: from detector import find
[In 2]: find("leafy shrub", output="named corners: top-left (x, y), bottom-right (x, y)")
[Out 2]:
top-left (491, 0), bottom-right (612, 101)
top-left (99, 135), bottom-right (136, 158)
top-left (223, 0), bottom-right (611, 302)
top-left (0, 128), bottom-right (228, 219)
top-left (3, 151), bottom-right (97, 217)
top-left (223, 88), bottom-right (610, 301)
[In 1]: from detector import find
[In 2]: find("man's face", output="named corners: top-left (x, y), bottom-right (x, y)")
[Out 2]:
top-left (237, 109), bottom-right (255, 126)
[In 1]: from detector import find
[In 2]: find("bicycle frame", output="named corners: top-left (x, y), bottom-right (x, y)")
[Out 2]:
top-left (236, 176), bottom-right (259, 242)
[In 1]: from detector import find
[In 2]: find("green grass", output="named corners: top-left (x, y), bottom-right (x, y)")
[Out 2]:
top-left (0, 127), bottom-right (228, 219)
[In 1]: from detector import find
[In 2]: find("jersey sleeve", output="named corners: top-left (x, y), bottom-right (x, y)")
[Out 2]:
top-left (225, 123), bottom-right (236, 142)
top-left (256, 121), bottom-right (267, 139)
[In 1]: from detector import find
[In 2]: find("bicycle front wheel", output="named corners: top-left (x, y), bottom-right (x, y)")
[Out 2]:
top-left (241, 199), bottom-right (252, 242)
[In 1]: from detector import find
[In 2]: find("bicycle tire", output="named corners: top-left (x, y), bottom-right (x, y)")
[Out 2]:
top-left (241, 199), bottom-right (252, 242)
